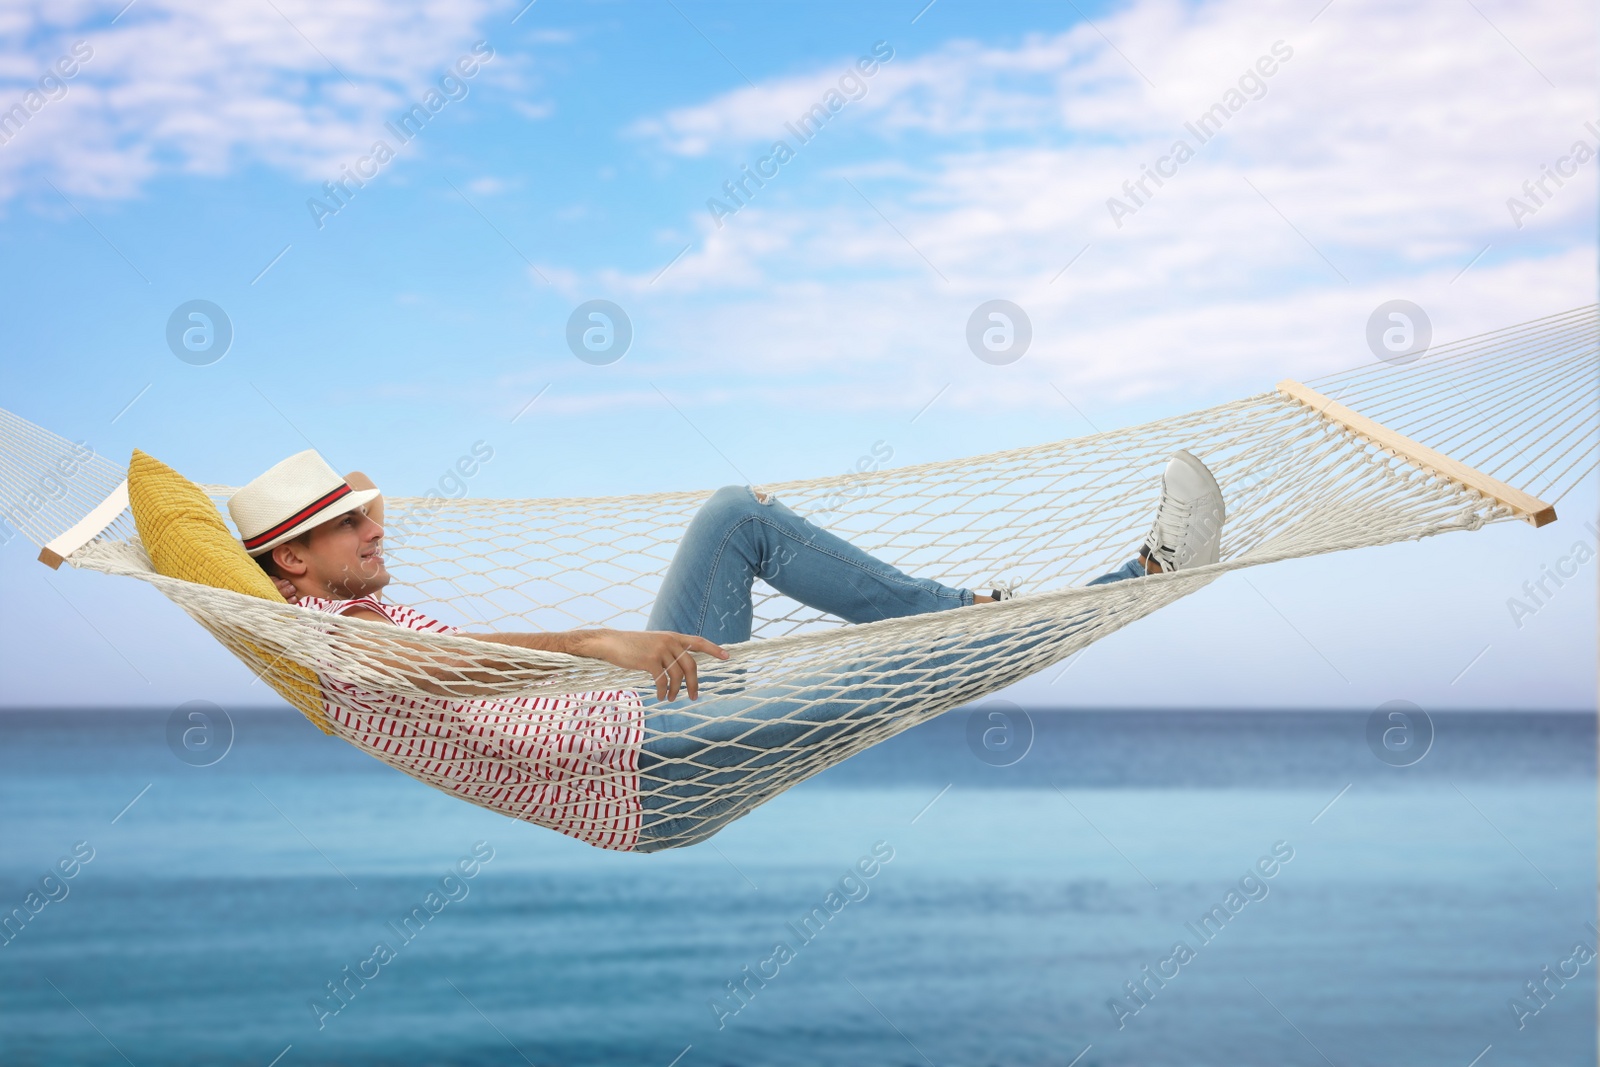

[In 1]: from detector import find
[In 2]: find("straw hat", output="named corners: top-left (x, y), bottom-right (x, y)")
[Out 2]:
top-left (228, 450), bottom-right (381, 556)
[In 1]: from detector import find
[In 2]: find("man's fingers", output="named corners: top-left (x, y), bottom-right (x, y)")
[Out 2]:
top-left (646, 653), bottom-right (671, 701)
top-left (661, 631), bottom-right (728, 660)
top-left (642, 634), bottom-right (726, 702)
top-left (659, 655), bottom-right (686, 702)
top-left (687, 635), bottom-right (729, 659)
top-left (674, 639), bottom-right (708, 699)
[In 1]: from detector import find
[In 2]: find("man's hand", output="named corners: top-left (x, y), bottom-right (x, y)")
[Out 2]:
top-left (273, 577), bottom-right (300, 603)
top-left (580, 629), bottom-right (729, 702)
top-left (372, 625), bottom-right (730, 702)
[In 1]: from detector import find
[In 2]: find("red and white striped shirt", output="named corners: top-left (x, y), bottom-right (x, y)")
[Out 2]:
top-left (296, 595), bottom-right (645, 851)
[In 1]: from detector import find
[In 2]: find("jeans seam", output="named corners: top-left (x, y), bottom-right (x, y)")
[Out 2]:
top-left (673, 489), bottom-right (964, 642)
top-left (687, 512), bottom-right (763, 640)
top-left (744, 509), bottom-right (965, 606)
top-left (681, 488), bottom-right (781, 636)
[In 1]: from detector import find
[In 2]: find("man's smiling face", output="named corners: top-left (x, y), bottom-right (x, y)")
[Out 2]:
top-left (275, 504), bottom-right (388, 599)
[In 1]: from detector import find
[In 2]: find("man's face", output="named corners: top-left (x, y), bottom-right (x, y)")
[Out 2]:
top-left (298, 505), bottom-right (388, 597)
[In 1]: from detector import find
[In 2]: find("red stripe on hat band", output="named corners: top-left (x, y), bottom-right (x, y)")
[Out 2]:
top-left (244, 483), bottom-right (354, 550)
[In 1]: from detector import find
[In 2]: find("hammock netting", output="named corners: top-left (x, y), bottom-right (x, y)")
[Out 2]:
top-left (2, 305), bottom-right (1596, 851)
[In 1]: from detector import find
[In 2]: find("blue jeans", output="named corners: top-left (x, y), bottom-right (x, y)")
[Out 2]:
top-left (1088, 558), bottom-right (1147, 585)
top-left (634, 485), bottom-right (1145, 850)
top-left (644, 484), bottom-right (977, 643)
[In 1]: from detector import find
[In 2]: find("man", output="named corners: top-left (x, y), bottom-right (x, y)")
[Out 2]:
top-left (229, 448), bottom-right (1224, 850)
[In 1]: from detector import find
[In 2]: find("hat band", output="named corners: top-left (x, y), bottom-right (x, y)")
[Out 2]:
top-left (243, 483), bottom-right (354, 551)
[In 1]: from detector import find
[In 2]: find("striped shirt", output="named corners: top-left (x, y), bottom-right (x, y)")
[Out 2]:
top-left (296, 595), bottom-right (645, 852)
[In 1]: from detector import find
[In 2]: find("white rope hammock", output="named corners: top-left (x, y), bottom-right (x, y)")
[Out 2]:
top-left (3, 304), bottom-right (1596, 852)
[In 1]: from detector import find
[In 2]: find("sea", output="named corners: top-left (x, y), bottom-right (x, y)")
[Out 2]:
top-left (0, 707), bottom-right (1593, 1067)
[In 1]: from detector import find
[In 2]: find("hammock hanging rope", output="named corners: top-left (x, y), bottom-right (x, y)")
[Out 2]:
top-left (3, 304), bottom-right (1596, 852)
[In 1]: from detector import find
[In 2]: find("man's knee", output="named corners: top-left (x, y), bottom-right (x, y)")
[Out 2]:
top-left (703, 485), bottom-right (768, 518)
top-left (689, 486), bottom-right (755, 536)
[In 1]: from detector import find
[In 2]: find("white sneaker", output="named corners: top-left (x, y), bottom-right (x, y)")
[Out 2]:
top-left (990, 580), bottom-right (1020, 602)
top-left (1141, 450), bottom-right (1225, 573)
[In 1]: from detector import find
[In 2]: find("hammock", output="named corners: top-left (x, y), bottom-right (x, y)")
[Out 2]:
top-left (3, 305), bottom-right (1596, 852)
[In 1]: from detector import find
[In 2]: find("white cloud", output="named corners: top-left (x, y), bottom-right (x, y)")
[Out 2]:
top-left (510, 99), bottom-right (554, 120)
top-left (4, 0), bottom-right (1589, 419)
top-left (0, 0), bottom-right (515, 205)
top-left (589, 0), bottom-right (1596, 411)
top-left (466, 174), bottom-right (514, 195)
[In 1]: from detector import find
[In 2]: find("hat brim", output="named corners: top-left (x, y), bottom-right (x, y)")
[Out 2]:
top-left (245, 487), bottom-right (383, 556)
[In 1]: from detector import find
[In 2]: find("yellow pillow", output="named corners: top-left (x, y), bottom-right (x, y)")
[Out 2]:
top-left (128, 449), bottom-right (333, 734)
top-left (129, 449), bottom-right (285, 600)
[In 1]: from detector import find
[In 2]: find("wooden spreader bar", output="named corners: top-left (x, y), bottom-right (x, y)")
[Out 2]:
top-left (36, 480), bottom-right (129, 569)
top-left (1277, 379), bottom-right (1557, 528)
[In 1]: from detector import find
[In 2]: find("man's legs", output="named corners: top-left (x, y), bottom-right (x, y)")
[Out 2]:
top-left (633, 485), bottom-right (1152, 850)
top-left (1089, 558), bottom-right (1148, 584)
top-left (645, 485), bottom-right (975, 645)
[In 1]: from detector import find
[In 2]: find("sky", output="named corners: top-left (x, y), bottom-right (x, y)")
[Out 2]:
top-left (0, 0), bottom-right (1595, 712)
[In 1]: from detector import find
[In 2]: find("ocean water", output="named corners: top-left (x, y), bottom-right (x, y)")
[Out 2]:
top-left (0, 707), bottom-right (1592, 1067)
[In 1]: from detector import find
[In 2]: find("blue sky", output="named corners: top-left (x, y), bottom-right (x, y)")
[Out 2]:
top-left (0, 0), bottom-right (1594, 711)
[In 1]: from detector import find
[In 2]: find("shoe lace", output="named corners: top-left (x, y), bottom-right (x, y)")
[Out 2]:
top-left (1144, 492), bottom-right (1195, 569)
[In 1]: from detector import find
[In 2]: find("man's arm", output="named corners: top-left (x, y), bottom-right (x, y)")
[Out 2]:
top-left (461, 628), bottom-right (727, 702)
top-left (342, 606), bottom-right (727, 702)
